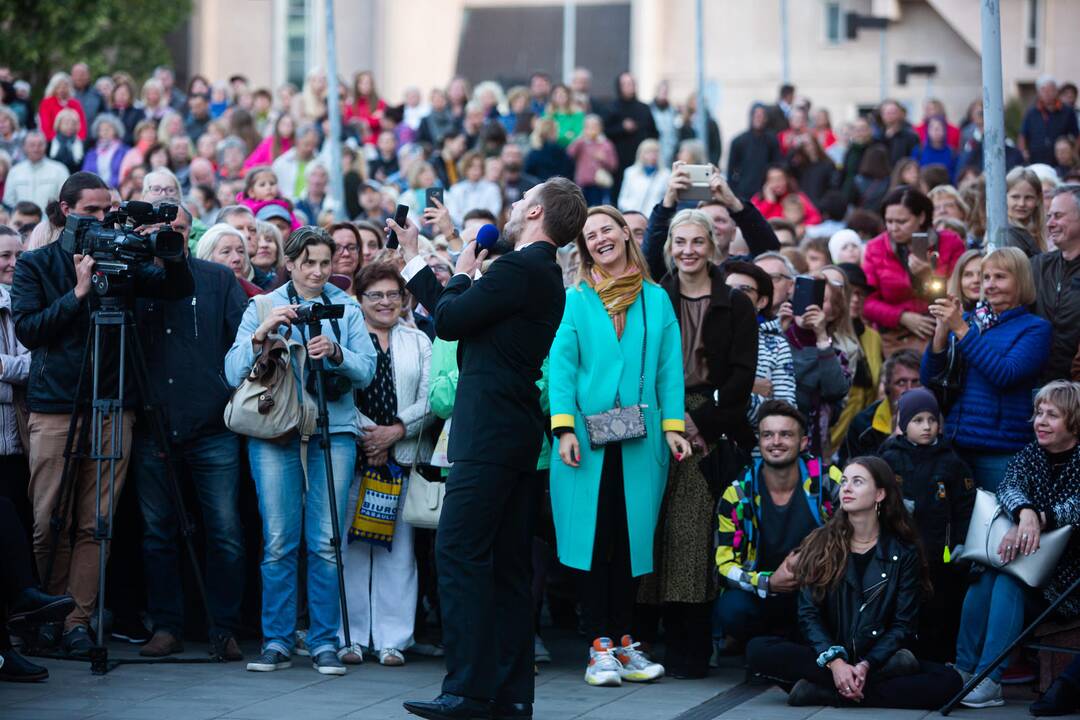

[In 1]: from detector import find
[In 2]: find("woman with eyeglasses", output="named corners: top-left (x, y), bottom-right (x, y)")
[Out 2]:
top-left (329, 222), bottom-right (363, 296)
top-left (225, 226), bottom-right (376, 676)
top-left (336, 262), bottom-right (434, 668)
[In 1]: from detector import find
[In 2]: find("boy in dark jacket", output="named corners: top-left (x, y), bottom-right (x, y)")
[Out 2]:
top-left (879, 387), bottom-right (975, 663)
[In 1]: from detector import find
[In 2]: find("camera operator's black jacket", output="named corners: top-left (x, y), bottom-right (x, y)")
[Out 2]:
top-left (11, 241), bottom-right (195, 414)
top-left (798, 533), bottom-right (922, 670)
top-left (135, 258), bottom-right (246, 442)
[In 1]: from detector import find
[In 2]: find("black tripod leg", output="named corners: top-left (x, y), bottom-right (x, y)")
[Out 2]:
top-left (125, 321), bottom-right (218, 648)
top-left (940, 572), bottom-right (1080, 715)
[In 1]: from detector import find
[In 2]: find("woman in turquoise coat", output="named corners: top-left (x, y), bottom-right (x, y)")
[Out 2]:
top-left (549, 205), bottom-right (690, 687)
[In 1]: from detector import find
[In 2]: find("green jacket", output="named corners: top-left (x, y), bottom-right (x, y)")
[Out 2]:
top-left (429, 338), bottom-right (551, 471)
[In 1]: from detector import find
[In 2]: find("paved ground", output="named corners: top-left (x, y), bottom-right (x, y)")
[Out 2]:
top-left (0, 632), bottom-right (1052, 719)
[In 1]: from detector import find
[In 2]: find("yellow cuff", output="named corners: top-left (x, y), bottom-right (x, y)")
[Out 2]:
top-left (661, 419), bottom-right (686, 433)
top-left (551, 414), bottom-right (575, 430)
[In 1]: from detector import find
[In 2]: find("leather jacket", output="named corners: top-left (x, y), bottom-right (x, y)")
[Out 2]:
top-left (798, 532), bottom-right (922, 670)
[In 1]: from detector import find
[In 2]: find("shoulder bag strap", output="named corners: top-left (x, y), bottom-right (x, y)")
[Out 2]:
top-left (637, 292), bottom-right (648, 406)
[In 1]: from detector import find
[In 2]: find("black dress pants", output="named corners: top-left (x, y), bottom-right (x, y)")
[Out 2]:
top-left (746, 635), bottom-right (963, 710)
top-left (0, 496), bottom-right (36, 649)
top-left (437, 460), bottom-right (535, 704)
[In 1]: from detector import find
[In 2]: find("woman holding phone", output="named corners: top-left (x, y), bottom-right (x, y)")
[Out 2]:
top-left (549, 205), bottom-right (689, 687)
top-left (861, 187), bottom-right (965, 355)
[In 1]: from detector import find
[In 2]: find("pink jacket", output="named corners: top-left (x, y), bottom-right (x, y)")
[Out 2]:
top-left (566, 136), bottom-right (617, 187)
top-left (236, 194), bottom-right (301, 230)
top-left (243, 136), bottom-right (292, 172)
top-left (861, 229), bottom-right (965, 329)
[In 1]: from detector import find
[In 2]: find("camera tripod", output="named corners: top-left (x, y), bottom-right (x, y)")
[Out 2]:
top-left (38, 295), bottom-right (217, 674)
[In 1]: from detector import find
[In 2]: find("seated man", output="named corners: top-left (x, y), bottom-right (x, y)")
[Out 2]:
top-left (715, 400), bottom-right (839, 646)
top-left (842, 349), bottom-right (921, 462)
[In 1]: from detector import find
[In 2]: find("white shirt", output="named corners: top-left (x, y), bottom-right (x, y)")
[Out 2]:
top-left (3, 158), bottom-right (70, 209)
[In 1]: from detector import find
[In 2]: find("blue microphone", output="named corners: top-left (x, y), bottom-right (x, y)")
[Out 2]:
top-left (475, 223), bottom-right (499, 253)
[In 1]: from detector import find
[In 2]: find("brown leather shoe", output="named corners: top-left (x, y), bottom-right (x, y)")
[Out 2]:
top-left (210, 634), bottom-right (243, 662)
top-left (140, 630), bottom-right (183, 657)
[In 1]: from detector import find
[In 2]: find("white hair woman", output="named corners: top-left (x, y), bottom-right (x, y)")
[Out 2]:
top-left (196, 223), bottom-right (263, 297)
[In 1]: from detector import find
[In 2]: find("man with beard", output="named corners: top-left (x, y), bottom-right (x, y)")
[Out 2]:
top-left (392, 177), bottom-right (587, 720)
top-left (713, 400), bottom-right (840, 649)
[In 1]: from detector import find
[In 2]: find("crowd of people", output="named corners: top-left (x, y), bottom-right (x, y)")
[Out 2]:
top-left (1, 59), bottom-right (1080, 717)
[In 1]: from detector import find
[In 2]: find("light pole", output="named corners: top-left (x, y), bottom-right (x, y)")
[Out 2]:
top-left (324, 0), bottom-right (345, 220)
top-left (981, 0), bottom-right (1007, 249)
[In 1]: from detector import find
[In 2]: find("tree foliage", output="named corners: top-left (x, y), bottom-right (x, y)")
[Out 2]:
top-left (0, 0), bottom-right (192, 98)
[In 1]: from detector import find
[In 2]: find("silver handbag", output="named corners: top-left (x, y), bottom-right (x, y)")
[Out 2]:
top-left (955, 488), bottom-right (1073, 588)
top-left (581, 297), bottom-right (648, 450)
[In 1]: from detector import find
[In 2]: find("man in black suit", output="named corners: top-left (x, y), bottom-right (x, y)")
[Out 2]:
top-left (392, 177), bottom-right (587, 720)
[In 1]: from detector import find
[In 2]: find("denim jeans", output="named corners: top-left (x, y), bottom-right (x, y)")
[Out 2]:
top-left (956, 569), bottom-right (1037, 681)
top-left (134, 430), bottom-right (244, 637)
top-left (249, 433), bottom-right (355, 658)
top-left (959, 449), bottom-right (1014, 493)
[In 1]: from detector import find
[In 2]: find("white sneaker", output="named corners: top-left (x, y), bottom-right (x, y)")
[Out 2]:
top-left (614, 635), bottom-right (664, 682)
top-left (585, 637), bottom-right (623, 687)
top-left (535, 635), bottom-right (552, 664)
top-left (961, 677), bottom-right (1005, 708)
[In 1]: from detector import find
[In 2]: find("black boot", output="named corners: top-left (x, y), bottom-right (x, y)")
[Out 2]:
top-left (7, 589), bottom-right (75, 630)
top-left (0, 649), bottom-right (49, 682)
top-left (1031, 677), bottom-right (1080, 717)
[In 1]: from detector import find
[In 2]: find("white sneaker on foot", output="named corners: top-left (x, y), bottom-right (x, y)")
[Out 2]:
top-left (961, 677), bottom-right (1005, 708)
top-left (585, 637), bottom-right (623, 687)
top-left (615, 635), bottom-right (664, 682)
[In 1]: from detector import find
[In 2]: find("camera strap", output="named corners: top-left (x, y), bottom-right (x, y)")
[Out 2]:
top-left (286, 281), bottom-right (343, 345)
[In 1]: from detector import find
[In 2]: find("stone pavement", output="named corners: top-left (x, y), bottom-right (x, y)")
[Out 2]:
top-left (0, 632), bottom-right (1047, 719)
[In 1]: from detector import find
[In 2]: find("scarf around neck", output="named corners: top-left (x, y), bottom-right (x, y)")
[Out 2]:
top-left (591, 264), bottom-right (643, 339)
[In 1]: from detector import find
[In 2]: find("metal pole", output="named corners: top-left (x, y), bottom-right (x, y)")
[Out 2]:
top-left (562, 0), bottom-right (576, 85)
top-left (695, 0), bottom-right (708, 162)
top-left (779, 0), bottom-right (790, 85)
top-left (981, 0), bottom-right (1007, 250)
top-left (879, 28), bottom-right (888, 102)
top-left (324, 0), bottom-right (346, 221)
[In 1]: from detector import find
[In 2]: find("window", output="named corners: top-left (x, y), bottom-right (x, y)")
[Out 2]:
top-left (1024, 0), bottom-right (1040, 66)
top-left (286, 0), bottom-right (307, 88)
top-left (825, 2), bottom-right (844, 45)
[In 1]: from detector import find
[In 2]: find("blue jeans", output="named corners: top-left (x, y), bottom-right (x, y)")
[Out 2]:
top-left (956, 569), bottom-right (1036, 681)
top-left (134, 430), bottom-right (244, 637)
top-left (249, 433), bottom-right (355, 657)
top-left (959, 449), bottom-right (1013, 493)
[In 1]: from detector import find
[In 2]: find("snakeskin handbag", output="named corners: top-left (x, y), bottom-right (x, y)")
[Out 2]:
top-left (582, 297), bottom-right (648, 449)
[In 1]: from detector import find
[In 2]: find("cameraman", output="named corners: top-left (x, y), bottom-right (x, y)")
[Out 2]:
top-left (11, 172), bottom-right (194, 656)
top-left (130, 203), bottom-right (248, 661)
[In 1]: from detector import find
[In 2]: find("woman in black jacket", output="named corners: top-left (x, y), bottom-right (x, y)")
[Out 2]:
top-left (746, 456), bottom-right (963, 708)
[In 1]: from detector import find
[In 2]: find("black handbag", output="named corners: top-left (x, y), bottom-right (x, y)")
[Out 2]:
top-left (927, 334), bottom-right (965, 413)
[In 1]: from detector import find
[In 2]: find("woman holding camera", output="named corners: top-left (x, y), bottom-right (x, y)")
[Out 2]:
top-left (225, 226), bottom-right (376, 676)
top-left (861, 187), bottom-right (965, 355)
top-left (746, 456), bottom-right (962, 709)
top-left (921, 246), bottom-right (1051, 492)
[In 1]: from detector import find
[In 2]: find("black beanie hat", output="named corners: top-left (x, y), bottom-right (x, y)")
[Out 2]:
top-left (897, 387), bottom-right (940, 432)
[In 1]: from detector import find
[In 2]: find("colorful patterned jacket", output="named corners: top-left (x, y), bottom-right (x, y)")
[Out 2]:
top-left (716, 456), bottom-right (841, 597)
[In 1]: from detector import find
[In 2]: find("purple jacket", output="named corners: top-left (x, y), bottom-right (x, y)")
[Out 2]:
top-left (82, 143), bottom-right (129, 188)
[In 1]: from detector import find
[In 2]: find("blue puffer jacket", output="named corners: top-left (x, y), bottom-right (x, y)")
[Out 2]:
top-left (921, 306), bottom-right (1051, 453)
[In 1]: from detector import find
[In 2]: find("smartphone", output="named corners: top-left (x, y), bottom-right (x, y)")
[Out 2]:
top-left (792, 275), bottom-right (827, 316)
top-left (678, 164), bottom-right (713, 202)
top-left (386, 204), bottom-right (410, 249)
top-left (910, 232), bottom-right (930, 260)
top-left (425, 187), bottom-right (444, 209)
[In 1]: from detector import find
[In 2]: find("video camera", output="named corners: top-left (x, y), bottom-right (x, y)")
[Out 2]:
top-left (60, 201), bottom-right (185, 296)
top-left (295, 303), bottom-right (345, 325)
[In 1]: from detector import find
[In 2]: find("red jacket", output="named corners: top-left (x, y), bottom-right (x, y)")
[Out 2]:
top-left (915, 121), bottom-right (961, 152)
top-left (751, 191), bottom-right (823, 226)
top-left (861, 229), bottom-right (965, 329)
top-left (38, 96), bottom-right (88, 141)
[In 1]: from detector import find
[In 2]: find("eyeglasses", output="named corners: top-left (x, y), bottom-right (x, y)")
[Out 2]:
top-left (361, 291), bottom-right (402, 302)
top-left (148, 185), bottom-right (179, 196)
top-left (730, 284), bottom-right (758, 296)
top-left (334, 244), bottom-right (359, 255)
top-left (767, 272), bottom-right (793, 283)
top-left (429, 264), bottom-right (452, 275)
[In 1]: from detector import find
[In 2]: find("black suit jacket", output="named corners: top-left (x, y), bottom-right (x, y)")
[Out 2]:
top-left (406, 242), bottom-right (565, 472)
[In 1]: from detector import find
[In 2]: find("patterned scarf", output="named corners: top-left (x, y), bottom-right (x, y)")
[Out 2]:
top-left (972, 300), bottom-right (1000, 333)
top-left (349, 460), bottom-right (405, 550)
top-left (591, 264), bottom-right (643, 339)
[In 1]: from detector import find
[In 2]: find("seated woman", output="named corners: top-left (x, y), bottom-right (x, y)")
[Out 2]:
top-left (955, 381), bottom-right (1080, 710)
top-left (922, 246), bottom-right (1052, 491)
top-left (746, 456), bottom-right (963, 709)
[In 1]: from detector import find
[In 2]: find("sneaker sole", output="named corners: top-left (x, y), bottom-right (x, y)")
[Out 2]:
top-left (620, 668), bottom-right (664, 682)
top-left (961, 697), bottom-right (1005, 709)
top-left (246, 660), bottom-right (292, 671)
top-left (314, 663), bottom-right (347, 675)
top-left (8, 599), bottom-right (77, 629)
top-left (585, 671), bottom-right (622, 687)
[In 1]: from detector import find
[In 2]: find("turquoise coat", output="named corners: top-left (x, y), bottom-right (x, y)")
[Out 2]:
top-left (548, 282), bottom-right (685, 577)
